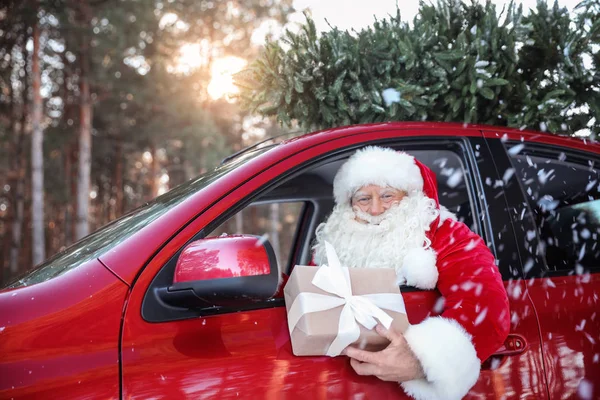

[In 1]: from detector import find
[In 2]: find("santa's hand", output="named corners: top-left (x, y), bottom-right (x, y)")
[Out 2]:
top-left (344, 324), bottom-right (425, 383)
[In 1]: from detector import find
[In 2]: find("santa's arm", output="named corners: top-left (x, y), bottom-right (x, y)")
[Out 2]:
top-left (401, 219), bottom-right (510, 400)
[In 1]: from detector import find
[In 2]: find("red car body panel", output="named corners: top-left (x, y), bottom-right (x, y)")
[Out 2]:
top-left (0, 259), bottom-right (128, 399)
top-left (1, 122), bottom-right (598, 398)
top-left (527, 275), bottom-right (600, 398)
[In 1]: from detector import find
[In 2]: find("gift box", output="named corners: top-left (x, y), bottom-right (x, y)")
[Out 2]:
top-left (284, 242), bottom-right (409, 357)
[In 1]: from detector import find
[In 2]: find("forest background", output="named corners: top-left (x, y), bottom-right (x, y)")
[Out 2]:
top-left (0, 0), bottom-right (597, 284)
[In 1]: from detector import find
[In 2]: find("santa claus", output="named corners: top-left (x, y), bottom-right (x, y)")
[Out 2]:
top-left (312, 146), bottom-right (510, 400)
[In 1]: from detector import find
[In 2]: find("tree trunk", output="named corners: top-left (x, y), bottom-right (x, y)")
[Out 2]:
top-left (10, 40), bottom-right (30, 275)
top-left (150, 141), bottom-right (159, 199)
top-left (31, 19), bottom-right (45, 266)
top-left (9, 99), bottom-right (26, 275)
top-left (75, 8), bottom-right (92, 240)
top-left (63, 143), bottom-right (73, 245)
top-left (6, 43), bottom-right (27, 280)
top-left (235, 210), bottom-right (243, 234)
top-left (112, 137), bottom-right (123, 220)
top-left (61, 49), bottom-right (74, 246)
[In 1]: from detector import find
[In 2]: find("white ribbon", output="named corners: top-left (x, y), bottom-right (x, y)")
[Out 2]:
top-left (287, 241), bottom-right (406, 356)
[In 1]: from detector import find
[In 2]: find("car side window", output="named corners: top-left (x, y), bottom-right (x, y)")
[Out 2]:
top-left (410, 149), bottom-right (475, 232)
top-left (207, 202), bottom-right (305, 271)
top-left (507, 145), bottom-right (600, 273)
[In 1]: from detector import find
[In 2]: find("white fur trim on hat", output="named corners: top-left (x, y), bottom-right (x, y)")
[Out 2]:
top-left (397, 247), bottom-right (438, 290)
top-left (333, 146), bottom-right (424, 205)
top-left (401, 317), bottom-right (481, 400)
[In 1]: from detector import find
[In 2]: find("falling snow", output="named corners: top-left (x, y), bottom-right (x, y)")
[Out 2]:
top-left (508, 144), bottom-right (525, 156)
top-left (537, 169), bottom-right (554, 184)
top-left (490, 358), bottom-right (502, 370)
top-left (585, 180), bottom-right (597, 192)
top-left (577, 379), bottom-right (593, 400)
top-left (524, 259), bottom-right (534, 274)
top-left (433, 297), bottom-right (445, 313)
top-left (510, 284), bottom-right (522, 300)
top-left (474, 308), bottom-right (488, 326)
top-left (255, 234), bottom-right (269, 247)
top-left (464, 240), bottom-right (477, 251)
top-left (502, 168), bottom-right (515, 183)
top-left (511, 311), bottom-right (519, 325)
top-left (584, 333), bottom-right (596, 344)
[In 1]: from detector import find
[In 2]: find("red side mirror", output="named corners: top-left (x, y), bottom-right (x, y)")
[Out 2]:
top-left (158, 235), bottom-right (280, 309)
top-left (174, 235), bottom-right (272, 283)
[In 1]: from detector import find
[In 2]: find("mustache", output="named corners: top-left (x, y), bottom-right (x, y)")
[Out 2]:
top-left (352, 205), bottom-right (398, 225)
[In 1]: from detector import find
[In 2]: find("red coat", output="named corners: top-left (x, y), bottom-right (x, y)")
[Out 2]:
top-left (430, 217), bottom-right (510, 363)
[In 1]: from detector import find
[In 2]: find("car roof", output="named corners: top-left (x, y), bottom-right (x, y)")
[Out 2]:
top-left (225, 122), bottom-right (599, 165)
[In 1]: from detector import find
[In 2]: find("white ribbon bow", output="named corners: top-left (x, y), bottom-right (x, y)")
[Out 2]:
top-left (287, 241), bottom-right (406, 356)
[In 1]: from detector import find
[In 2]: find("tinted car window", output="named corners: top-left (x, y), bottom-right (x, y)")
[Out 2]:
top-left (508, 146), bottom-right (600, 273)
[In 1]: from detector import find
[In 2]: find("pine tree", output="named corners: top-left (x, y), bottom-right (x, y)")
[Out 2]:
top-left (238, 0), bottom-right (599, 138)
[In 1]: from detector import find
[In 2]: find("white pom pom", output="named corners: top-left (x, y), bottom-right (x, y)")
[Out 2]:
top-left (398, 247), bottom-right (438, 289)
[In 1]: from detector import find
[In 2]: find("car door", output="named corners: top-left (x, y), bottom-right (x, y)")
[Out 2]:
top-left (120, 128), bottom-right (546, 399)
top-left (488, 131), bottom-right (600, 399)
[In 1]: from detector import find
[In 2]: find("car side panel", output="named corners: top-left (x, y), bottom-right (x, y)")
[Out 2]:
top-left (0, 259), bottom-right (128, 400)
top-left (527, 275), bottom-right (600, 398)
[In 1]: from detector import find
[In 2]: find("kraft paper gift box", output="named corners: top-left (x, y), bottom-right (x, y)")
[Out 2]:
top-left (284, 242), bottom-right (409, 357)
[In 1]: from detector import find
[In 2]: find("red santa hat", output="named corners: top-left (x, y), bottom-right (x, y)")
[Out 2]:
top-left (333, 146), bottom-right (440, 210)
top-left (331, 146), bottom-right (455, 290)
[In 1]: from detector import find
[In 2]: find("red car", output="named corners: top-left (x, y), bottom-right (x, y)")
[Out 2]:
top-left (1, 122), bottom-right (599, 399)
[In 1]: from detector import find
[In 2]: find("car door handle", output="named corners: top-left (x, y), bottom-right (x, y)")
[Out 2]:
top-left (492, 334), bottom-right (528, 356)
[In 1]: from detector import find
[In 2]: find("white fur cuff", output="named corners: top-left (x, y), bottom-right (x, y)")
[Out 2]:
top-left (401, 317), bottom-right (481, 400)
top-left (397, 247), bottom-right (438, 290)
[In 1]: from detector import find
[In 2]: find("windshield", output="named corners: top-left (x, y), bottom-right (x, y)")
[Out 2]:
top-left (2, 148), bottom-right (272, 290)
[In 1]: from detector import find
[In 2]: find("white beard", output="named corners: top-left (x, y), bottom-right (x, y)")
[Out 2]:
top-left (312, 192), bottom-right (439, 275)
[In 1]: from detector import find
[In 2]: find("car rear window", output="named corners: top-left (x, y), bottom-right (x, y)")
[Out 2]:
top-left (508, 146), bottom-right (600, 273)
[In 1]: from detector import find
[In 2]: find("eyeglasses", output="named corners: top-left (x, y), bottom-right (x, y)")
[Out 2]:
top-left (351, 190), bottom-right (407, 207)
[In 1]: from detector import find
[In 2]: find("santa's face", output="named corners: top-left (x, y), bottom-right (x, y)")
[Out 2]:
top-left (312, 191), bottom-right (439, 271)
top-left (351, 185), bottom-right (407, 224)
top-left (351, 185), bottom-right (408, 224)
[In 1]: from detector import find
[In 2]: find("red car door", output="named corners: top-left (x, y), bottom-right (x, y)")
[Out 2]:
top-left (489, 131), bottom-right (600, 399)
top-left (118, 125), bottom-right (547, 398)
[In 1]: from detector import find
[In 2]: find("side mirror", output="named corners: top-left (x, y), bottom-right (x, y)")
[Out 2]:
top-left (157, 235), bottom-right (280, 310)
